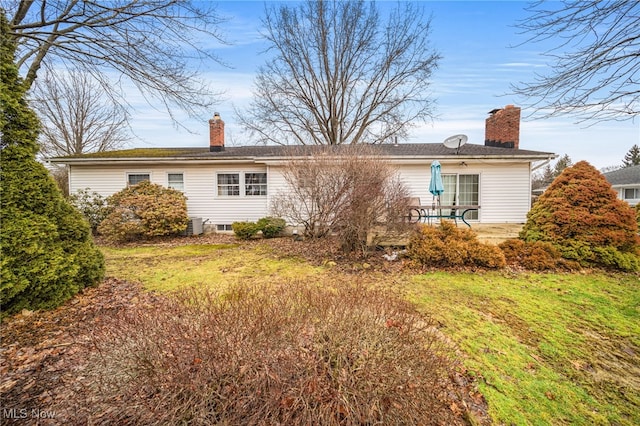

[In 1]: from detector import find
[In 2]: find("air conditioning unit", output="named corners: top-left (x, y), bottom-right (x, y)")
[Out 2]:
top-left (182, 217), bottom-right (203, 236)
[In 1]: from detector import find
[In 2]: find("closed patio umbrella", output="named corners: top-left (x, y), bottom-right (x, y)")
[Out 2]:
top-left (429, 160), bottom-right (444, 202)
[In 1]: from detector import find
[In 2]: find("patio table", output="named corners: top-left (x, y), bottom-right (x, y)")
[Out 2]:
top-left (408, 204), bottom-right (480, 227)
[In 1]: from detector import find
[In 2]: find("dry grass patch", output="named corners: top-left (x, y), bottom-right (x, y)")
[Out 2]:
top-left (83, 278), bottom-right (467, 425)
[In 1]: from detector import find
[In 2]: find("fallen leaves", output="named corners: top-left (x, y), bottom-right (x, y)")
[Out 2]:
top-left (0, 278), bottom-right (148, 424)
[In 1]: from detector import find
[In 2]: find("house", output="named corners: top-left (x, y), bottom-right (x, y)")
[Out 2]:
top-left (604, 165), bottom-right (640, 206)
top-left (50, 105), bottom-right (556, 233)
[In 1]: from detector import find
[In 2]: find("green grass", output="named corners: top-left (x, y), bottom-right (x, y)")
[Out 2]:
top-left (407, 272), bottom-right (640, 425)
top-left (101, 243), bottom-right (324, 292)
top-left (101, 243), bottom-right (640, 425)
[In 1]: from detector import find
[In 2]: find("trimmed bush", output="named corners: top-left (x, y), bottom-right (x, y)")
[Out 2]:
top-left (257, 216), bottom-right (287, 238)
top-left (85, 279), bottom-right (460, 425)
top-left (407, 221), bottom-right (506, 269)
top-left (520, 161), bottom-right (640, 271)
top-left (98, 181), bottom-right (188, 243)
top-left (232, 221), bottom-right (260, 240)
top-left (1, 15), bottom-right (104, 316)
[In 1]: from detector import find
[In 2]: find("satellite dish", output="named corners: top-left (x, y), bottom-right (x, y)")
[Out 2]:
top-left (443, 134), bottom-right (468, 155)
top-left (443, 134), bottom-right (468, 150)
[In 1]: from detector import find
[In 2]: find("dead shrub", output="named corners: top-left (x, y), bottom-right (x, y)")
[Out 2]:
top-left (408, 221), bottom-right (506, 269)
top-left (270, 145), bottom-right (412, 256)
top-left (84, 279), bottom-right (460, 425)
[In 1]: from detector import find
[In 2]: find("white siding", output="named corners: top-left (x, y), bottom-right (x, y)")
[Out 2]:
top-left (69, 159), bottom-right (533, 227)
top-left (69, 164), bottom-right (270, 226)
top-left (473, 163), bottom-right (531, 223)
top-left (393, 162), bottom-right (531, 223)
top-left (69, 165), bottom-right (127, 197)
top-left (394, 164), bottom-right (433, 205)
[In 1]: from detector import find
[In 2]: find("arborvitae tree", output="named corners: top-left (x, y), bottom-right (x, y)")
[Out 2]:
top-left (622, 144), bottom-right (640, 167)
top-left (520, 161), bottom-right (640, 271)
top-left (1, 12), bottom-right (104, 316)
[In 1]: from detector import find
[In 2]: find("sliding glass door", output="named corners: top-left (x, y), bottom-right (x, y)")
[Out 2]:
top-left (439, 174), bottom-right (479, 220)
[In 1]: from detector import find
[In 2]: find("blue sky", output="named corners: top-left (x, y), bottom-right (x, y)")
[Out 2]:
top-left (129, 1), bottom-right (639, 170)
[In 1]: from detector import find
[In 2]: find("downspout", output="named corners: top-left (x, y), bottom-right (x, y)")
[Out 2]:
top-left (67, 164), bottom-right (72, 195)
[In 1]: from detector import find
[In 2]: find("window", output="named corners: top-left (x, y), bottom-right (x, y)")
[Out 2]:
top-left (128, 173), bottom-right (150, 185)
top-left (245, 172), bottom-right (267, 196)
top-left (168, 173), bottom-right (184, 191)
top-left (217, 173), bottom-right (240, 196)
top-left (624, 188), bottom-right (639, 200)
top-left (458, 175), bottom-right (479, 207)
top-left (217, 224), bottom-right (233, 231)
top-left (441, 174), bottom-right (480, 220)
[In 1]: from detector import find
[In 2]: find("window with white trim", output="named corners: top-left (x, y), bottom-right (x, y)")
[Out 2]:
top-left (217, 173), bottom-right (240, 196)
top-left (168, 173), bottom-right (184, 191)
top-left (245, 172), bottom-right (267, 196)
top-left (127, 173), bottom-right (150, 186)
top-left (624, 188), bottom-right (639, 200)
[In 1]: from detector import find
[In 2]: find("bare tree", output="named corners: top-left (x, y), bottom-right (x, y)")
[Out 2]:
top-left (4, 0), bottom-right (227, 124)
top-left (241, 0), bottom-right (440, 145)
top-left (512, 1), bottom-right (639, 122)
top-left (270, 145), bottom-right (411, 255)
top-left (31, 69), bottom-right (130, 157)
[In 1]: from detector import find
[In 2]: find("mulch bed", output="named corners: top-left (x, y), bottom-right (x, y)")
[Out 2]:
top-left (1, 236), bottom-right (489, 425)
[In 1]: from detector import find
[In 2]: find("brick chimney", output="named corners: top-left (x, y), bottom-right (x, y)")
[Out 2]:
top-left (485, 105), bottom-right (520, 149)
top-left (209, 112), bottom-right (224, 152)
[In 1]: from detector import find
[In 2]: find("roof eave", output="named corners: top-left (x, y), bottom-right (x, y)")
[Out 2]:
top-left (49, 152), bottom-right (557, 166)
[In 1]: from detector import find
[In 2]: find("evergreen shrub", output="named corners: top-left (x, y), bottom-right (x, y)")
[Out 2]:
top-left (1, 13), bottom-right (104, 316)
top-left (499, 239), bottom-right (579, 271)
top-left (408, 221), bottom-right (506, 269)
top-left (257, 216), bottom-right (286, 238)
top-left (520, 161), bottom-right (640, 271)
top-left (98, 181), bottom-right (189, 242)
top-left (232, 221), bottom-right (260, 240)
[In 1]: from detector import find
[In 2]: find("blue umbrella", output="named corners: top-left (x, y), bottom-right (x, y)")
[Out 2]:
top-left (429, 160), bottom-right (444, 197)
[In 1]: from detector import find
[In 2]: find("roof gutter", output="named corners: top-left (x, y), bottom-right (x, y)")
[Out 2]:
top-left (49, 152), bottom-right (557, 166)
top-left (48, 157), bottom-right (258, 166)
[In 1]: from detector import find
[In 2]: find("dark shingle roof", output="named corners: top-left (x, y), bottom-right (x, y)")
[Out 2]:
top-left (603, 165), bottom-right (640, 186)
top-left (205, 143), bottom-right (552, 158)
top-left (51, 143), bottom-right (554, 163)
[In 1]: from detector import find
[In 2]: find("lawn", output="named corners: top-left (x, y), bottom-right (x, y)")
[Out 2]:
top-left (102, 240), bottom-right (640, 425)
